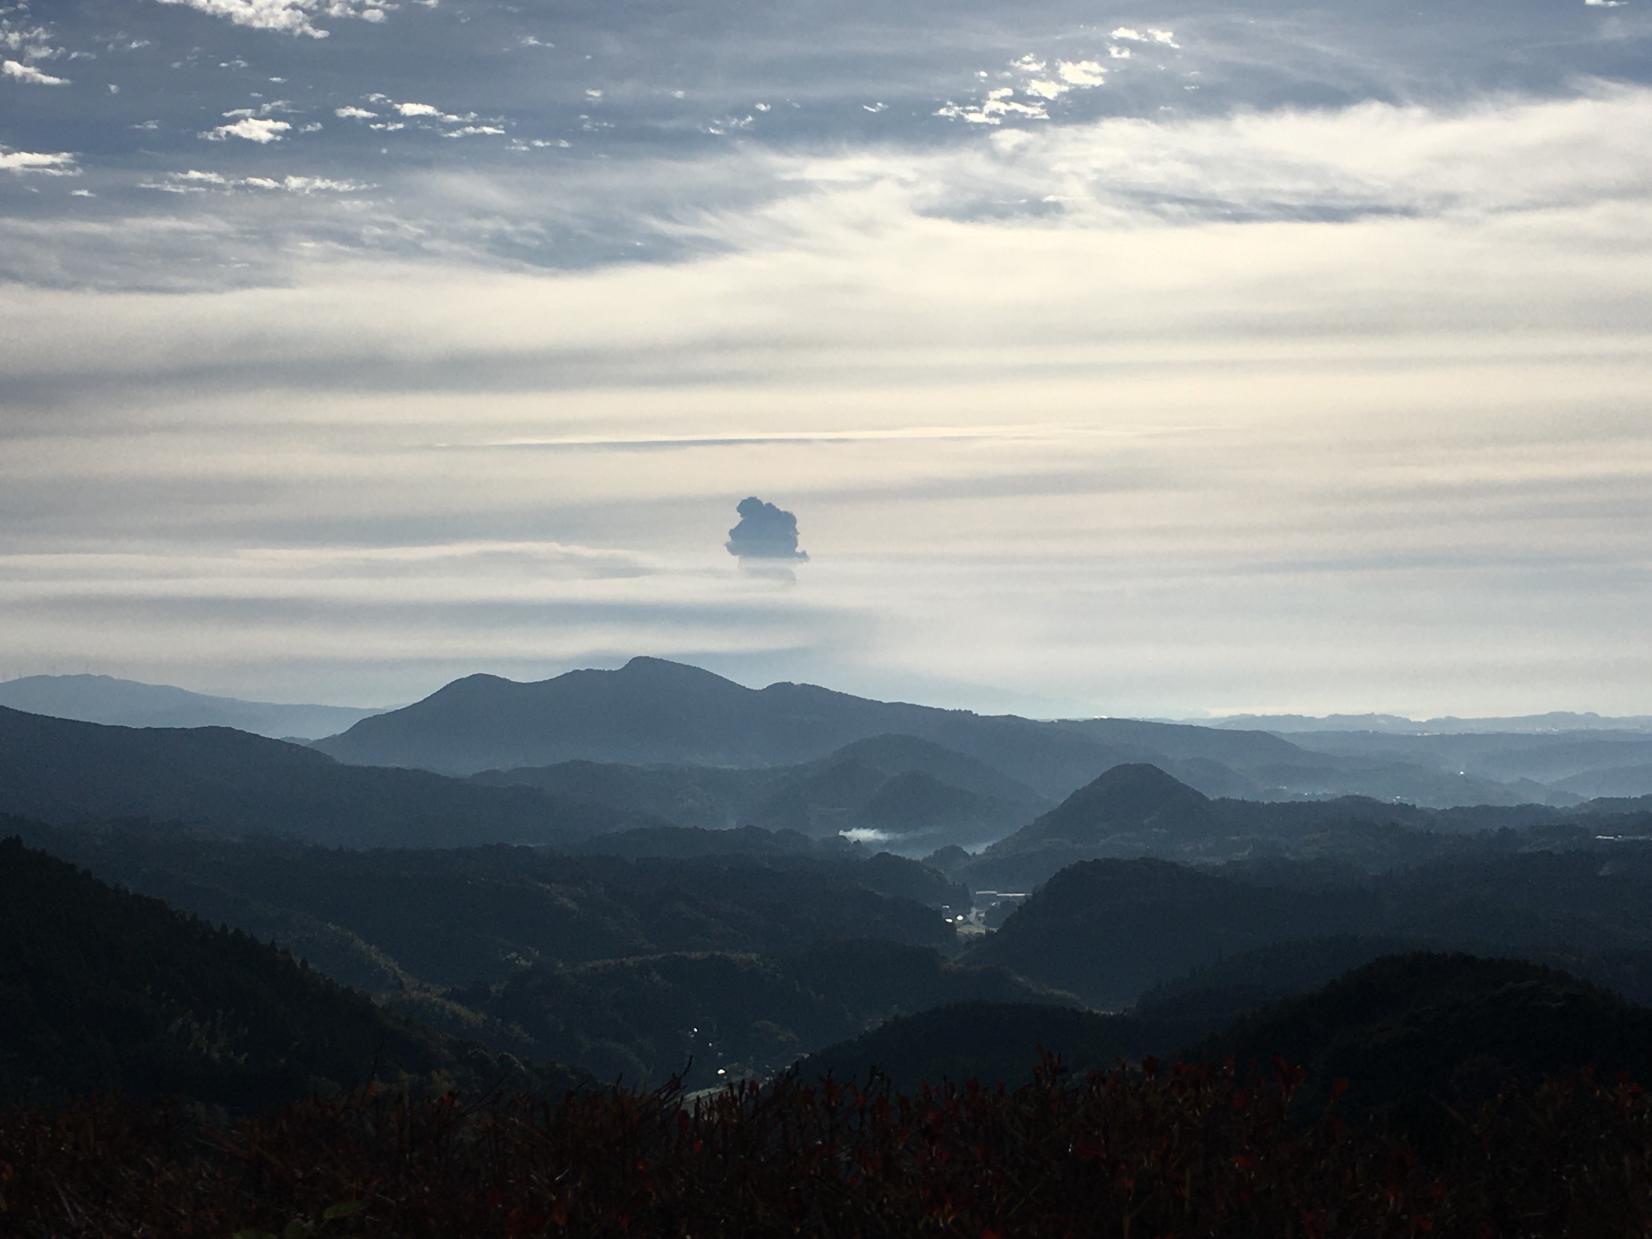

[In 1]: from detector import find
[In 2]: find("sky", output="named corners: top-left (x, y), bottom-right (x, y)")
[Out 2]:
top-left (1, 0), bottom-right (1650, 718)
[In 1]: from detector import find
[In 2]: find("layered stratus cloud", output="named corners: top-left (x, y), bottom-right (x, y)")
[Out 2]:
top-left (0, 0), bottom-right (1649, 713)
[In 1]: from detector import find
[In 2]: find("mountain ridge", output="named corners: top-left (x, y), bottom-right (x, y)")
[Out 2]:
top-left (0, 674), bottom-right (381, 740)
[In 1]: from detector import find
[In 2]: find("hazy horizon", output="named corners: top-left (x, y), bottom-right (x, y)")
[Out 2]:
top-left (1, 659), bottom-right (1648, 729)
top-left (4, 0), bottom-right (1649, 718)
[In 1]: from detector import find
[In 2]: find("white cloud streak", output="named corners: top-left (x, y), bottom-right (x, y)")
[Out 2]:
top-left (199, 116), bottom-right (292, 142)
top-left (0, 148), bottom-right (77, 174)
top-left (153, 0), bottom-right (395, 39)
top-left (2, 57), bottom-right (67, 85)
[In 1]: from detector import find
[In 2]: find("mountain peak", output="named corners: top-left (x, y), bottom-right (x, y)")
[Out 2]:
top-left (998, 763), bottom-right (1213, 850)
top-left (618, 656), bottom-right (742, 686)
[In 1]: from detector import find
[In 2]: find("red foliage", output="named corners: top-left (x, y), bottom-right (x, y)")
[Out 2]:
top-left (2, 1062), bottom-right (1650, 1236)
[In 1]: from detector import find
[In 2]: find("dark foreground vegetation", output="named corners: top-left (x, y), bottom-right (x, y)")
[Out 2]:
top-left (5, 1062), bottom-right (1652, 1237)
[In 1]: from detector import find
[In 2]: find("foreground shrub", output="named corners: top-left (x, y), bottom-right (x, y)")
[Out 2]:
top-left (2, 1058), bottom-right (1650, 1236)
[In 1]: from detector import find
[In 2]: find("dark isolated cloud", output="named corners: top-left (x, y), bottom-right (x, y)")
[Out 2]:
top-left (726, 496), bottom-right (809, 562)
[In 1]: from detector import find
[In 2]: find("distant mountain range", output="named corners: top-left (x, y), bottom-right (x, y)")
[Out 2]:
top-left (314, 656), bottom-right (1651, 808)
top-left (0, 674), bottom-right (381, 739)
top-left (474, 733), bottom-right (1052, 847)
top-left (314, 657), bottom-right (1149, 796)
top-left (1195, 710), bottom-right (1652, 735)
top-left (0, 706), bottom-right (634, 848)
top-left (964, 761), bottom-right (1652, 887)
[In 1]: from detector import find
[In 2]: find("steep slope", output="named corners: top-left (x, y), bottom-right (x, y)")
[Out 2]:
top-left (0, 706), bottom-right (619, 847)
top-left (1202, 953), bottom-right (1652, 1116)
top-left (990, 763), bottom-right (1216, 850)
top-left (13, 820), bottom-right (960, 991)
top-left (796, 1002), bottom-right (1144, 1089)
top-left (967, 858), bottom-right (1364, 1006)
top-left (0, 673), bottom-right (379, 739)
top-left (0, 838), bottom-right (551, 1109)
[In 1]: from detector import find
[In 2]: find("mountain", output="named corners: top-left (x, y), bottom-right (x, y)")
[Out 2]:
top-left (0, 837), bottom-right (558, 1110)
top-left (10, 819), bottom-right (961, 992)
top-left (795, 1001), bottom-right (1143, 1090)
top-left (0, 674), bottom-right (380, 739)
top-left (450, 940), bottom-right (1072, 1089)
top-left (991, 763), bottom-right (1216, 850)
top-left (1202, 953), bottom-right (1652, 1118)
top-left (476, 732), bottom-right (1050, 848)
top-left (313, 657), bottom-right (1313, 800)
top-left (317, 657), bottom-right (1623, 809)
top-left (0, 706), bottom-right (624, 847)
top-left (1198, 711), bottom-right (1652, 735)
top-left (970, 845), bottom-right (1652, 1010)
top-left (1554, 763), bottom-right (1652, 799)
top-left (966, 858), bottom-right (1359, 1007)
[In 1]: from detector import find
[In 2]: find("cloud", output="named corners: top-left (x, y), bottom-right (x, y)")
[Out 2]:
top-left (200, 117), bottom-right (292, 142)
top-left (0, 148), bottom-right (77, 174)
top-left (141, 169), bottom-right (371, 193)
top-left (1110, 27), bottom-right (1179, 48)
top-left (725, 497), bottom-right (809, 562)
top-left (937, 48), bottom-right (1112, 126)
top-left (334, 105), bottom-right (376, 118)
top-left (2, 58), bottom-right (67, 85)
top-left (1056, 60), bottom-right (1106, 87)
top-left (152, 0), bottom-right (395, 39)
top-left (936, 86), bottom-right (1050, 125)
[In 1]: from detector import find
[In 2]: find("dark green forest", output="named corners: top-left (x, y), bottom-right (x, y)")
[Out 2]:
top-left (7, 674), bottom-right (1652, 1234)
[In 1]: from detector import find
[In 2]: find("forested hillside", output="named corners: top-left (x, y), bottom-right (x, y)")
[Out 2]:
top-left (0, 838), bottom-right (560, 1110)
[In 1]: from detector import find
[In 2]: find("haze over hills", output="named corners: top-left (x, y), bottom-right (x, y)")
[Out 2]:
top-left (1196, 711), bottom-right (1652, 735)
top-left (314, 657), bottom-right (1142, 796)
top-left (965, 761), bottom-right (1652, 887)
top-left (0, 706), bottom-right (631, 848)
top-left (475, 733), bottom-right (1051, 847)
top-left (0, 674), bottom-right (381, 740)
top-left (314, 656), bottom-right (1646, 807)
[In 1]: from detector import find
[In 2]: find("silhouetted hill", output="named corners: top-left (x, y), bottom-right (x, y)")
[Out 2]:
top-left (314, 658), bottom-right (1327, 801)
top-left (474, 759), bottom-right (761, 827)
top-left (477, 731), bottom-right (1050, 847)
top-left (796, 1001), bottom-right (1143, 1090)
top-left (11, 820), bottom-right (961, 992)
top-left (968, 858), bottom-right (1358, 1006)
top-left (316, 658), bottom-right (1626, 808)
top-left (0, 838), bottom-right (558, 1110)
top-left (452, 940), bottom-right (1070, 1089)
top-left (572, 823), bottom-right (822, 859)
top-left (1134, 934), bottom-right (1426, 1042)
top-left (961, 760), bottom-right (1652, 885)
top-left (0, 674), bottom-right (379, 739)
top-left (0, 706), bottom-right (622, 847)
top-left (1555, 763), bottom-right (1652, 799)
top-left (1202, 953), bottom-right (1652, 1118)
top-left (970, 846), bottom-right (1652, 1009)
top-left (992, 763), bottom-right (1215, 850)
